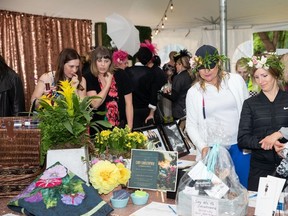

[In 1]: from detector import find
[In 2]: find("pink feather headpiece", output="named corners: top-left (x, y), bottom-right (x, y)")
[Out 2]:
top-left (112, 50), bottom-right (129, 65)
top-left (140, 40), bottom-right (157, 55)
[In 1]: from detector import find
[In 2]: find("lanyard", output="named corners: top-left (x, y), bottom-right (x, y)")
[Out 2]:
top-left (202, 96), bottom-right (206, 119)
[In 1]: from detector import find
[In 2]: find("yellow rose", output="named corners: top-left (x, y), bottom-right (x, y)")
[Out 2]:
top-left (116, 162), bottom-right (131, 185)
top-left (89, 160), bottom-right (120, 194)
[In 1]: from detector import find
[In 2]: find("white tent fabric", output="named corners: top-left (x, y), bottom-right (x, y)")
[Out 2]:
top-left (1, 0), bottom-right (288, 70)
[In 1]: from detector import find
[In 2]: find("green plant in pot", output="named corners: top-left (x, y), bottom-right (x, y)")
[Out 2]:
top-left (36, 80), bottom-right (111, 165)
top-left (94, 125), bottom-right (148, 158)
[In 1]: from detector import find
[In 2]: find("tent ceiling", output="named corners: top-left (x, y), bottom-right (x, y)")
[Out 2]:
top-left (1, 0), bottom-right (288, 31)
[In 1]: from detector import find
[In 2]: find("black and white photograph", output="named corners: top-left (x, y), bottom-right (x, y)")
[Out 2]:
top-left (161, 122), bottom-right (190, 157)
top-left (141, 127), bottom-right (168, 151)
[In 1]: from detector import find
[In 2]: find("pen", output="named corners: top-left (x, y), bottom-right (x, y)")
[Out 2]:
top-left (168, 205), bottom-right (177, 215)
top-left (249, 193), bottom-right (257, 198)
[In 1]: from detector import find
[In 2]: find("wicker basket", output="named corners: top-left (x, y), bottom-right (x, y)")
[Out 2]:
top-left (0, 117), bottom-right (43, 197)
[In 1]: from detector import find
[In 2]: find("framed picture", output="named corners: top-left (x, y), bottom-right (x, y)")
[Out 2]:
top-left (177, 117), bottom-right (196, 150)
top-left (135, 125), bottom-right (168, 151)
top-left (161, 122), bottom-right (190, 157)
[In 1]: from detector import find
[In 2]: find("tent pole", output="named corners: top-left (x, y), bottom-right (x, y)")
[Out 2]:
top-left (220, 0), bottom-right (229, 71)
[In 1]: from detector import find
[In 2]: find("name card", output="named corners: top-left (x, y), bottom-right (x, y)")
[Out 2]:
top-left (192, 196), bottom-right (219, 216)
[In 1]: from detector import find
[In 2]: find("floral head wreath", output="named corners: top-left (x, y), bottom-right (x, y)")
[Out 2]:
top-left (112, 50), bottom-right (128, 65)
top-left (245, 55), bottom-right (284, 73)
top-left (191, 51), bottom-right (228, 73)
top-left (140, 40), bottom-right (157, 55)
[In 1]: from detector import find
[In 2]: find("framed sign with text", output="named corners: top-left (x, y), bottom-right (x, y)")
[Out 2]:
top-left (128, 149), bottom-right (178, 192)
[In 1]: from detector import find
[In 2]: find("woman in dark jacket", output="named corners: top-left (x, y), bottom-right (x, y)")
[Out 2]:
top-left (0, 55), bottom-right (25, 116)
top-left (161, 49), bottom-right (195, 120)
top-left (238, 55), bottom-right (288, 191)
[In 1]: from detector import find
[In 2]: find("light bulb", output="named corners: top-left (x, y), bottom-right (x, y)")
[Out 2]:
top-left (170, 3), bottom-right (173, 10)
top-left (164, 14), bottom-right (167, 21)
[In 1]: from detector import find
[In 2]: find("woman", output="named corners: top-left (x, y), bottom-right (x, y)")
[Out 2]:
top-left (186, 45), bottom-right (249, 188)
top-left (161, 49), bottom-right (195, 120)
top-left (235, 57), bottom-right (259, 97)
top-left (238, 55), bottom-right (288, 191)
top-left (112, 49), bottom-right (129, 70)
top-left (31, 48), bottom-right (86, 107)
top-left (84, 46), bottom-right (133, 133)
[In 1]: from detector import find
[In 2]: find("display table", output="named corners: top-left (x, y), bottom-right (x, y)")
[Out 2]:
top-left (104, 189), bottom-right (256, 216)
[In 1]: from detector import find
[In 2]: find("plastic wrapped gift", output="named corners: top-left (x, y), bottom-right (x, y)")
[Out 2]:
top-left (176, 145), bottom-right (248, 216)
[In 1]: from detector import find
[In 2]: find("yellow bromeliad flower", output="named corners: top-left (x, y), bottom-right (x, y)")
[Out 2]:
top-left (57, 80), bottom-right (75, 116)
top-left (89, 160), bottom-right (121, 194)
top-left (39, 94), bottom-right (54, 107)
top-left (116, 162), bottom-right (131, 185)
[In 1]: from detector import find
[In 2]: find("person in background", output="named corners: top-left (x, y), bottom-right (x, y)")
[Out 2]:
top-left (31, 48), bottom-right (86, 108)
top-left (186, 45), bottom-right (250, 188)
top-left (126, 42), bottom-right (160, 128)
top-left (235, 57), bottom-right (259, 97)
top-left (280, 53), bottom-right (288, 91)
top-left (158, 63), bottom-right (176, 122)
top-left (141, 41), bottom-right (167, 99)
top-left (111, 49), bottom-right (133, 128)
top-left (84, 46), bottom-right (133, 132)
top-left (112, 49), bottom-right (129, 70)
top-left (237, 55), bottom-right (288, 191)
top-left (0, 54), bottom-right (25, 116)
top-left (161, 49), bottom-right (195, 120)
top-left (162, 51), bottom-right (177, 81)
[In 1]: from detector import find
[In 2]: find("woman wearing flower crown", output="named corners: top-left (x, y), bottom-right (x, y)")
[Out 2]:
top-left (186, 45), bottom-right (250, 188)
top-left (237, 54), bottom-right (288, 191)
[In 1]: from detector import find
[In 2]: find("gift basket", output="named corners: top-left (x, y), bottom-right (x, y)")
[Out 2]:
top-left (176, 144), bottom-right (248, 216)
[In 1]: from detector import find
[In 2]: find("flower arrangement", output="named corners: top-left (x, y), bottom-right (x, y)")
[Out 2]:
top-left (94, 125), bottom-right (148, 157)
top-left (88, 158), bottom-right (131, 194)
top-left (11, 163), bottom-right (85, 208)
top-left (246, 55), bottom-right (284, 72)
top-left (36, 80), bottom-right (110, 165)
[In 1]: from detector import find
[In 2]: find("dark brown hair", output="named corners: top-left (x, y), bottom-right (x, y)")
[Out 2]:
top-left (54, 48), bottom-right (83, 90)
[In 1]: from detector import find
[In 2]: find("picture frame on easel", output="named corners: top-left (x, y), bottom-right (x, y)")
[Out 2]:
top-left (160, 121), bottom-right (190, 157)
top-left (134, 125), bottom-right (169, 151)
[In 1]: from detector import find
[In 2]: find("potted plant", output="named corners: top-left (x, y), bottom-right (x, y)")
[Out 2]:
top-left (94, 125), bottom-right (148, 158)
top-left (36, 80), bottom-right (110, 181)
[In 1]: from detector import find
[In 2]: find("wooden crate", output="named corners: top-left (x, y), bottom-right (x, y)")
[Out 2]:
top-left (0, 117), bottom-right (43, 197)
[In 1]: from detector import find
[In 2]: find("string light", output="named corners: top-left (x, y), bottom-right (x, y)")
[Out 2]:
top-left (153, 0), bottom-right (174, 36)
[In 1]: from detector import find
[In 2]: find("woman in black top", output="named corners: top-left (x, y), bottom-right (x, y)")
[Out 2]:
top-left (238, 55), bottom-right (288, 191)
top-left (84, 46), bottom-right (133, 134)
top-left (161, 49), bottom-right (195, 120)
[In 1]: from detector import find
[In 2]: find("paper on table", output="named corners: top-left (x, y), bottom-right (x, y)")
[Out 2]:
top-left (129, 202), bottom-right (177, 216)
top-left (177, 159), bottom-right (196, 169)
top-left (254, 175), bottom-right (286, 216)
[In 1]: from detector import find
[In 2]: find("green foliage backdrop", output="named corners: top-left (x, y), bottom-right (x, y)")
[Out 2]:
top-left (94, 22), bottom-right (151, 53)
